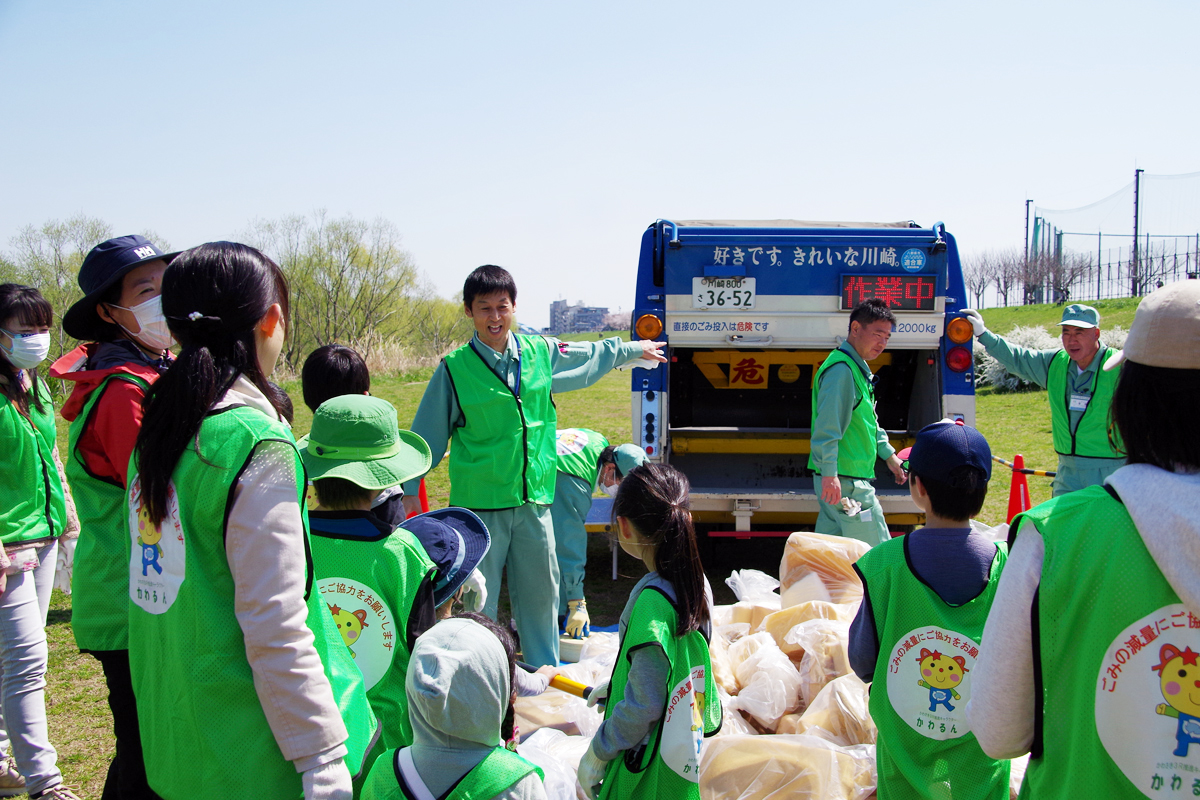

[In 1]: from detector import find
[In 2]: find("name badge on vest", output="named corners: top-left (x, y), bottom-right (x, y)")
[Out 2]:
top-left (1070, 393), bottom-right (1091, 411)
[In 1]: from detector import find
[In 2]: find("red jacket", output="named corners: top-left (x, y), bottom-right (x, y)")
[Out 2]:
top-left (50, 343), bottom-right (162, 488)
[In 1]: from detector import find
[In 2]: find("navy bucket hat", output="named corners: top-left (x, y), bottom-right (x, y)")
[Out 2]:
top-left (398, 508), bottom-right (491, 607)
top-left (63, 235), bottom-right (179, 341)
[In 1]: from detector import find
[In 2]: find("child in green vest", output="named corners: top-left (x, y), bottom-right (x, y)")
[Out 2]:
top-left (303, 394), bottom-right (499, 751)
top-left (50, 234), bottom-right (177, 800)
top-left (401, 265), bottom-right (665, 667)
top-left (968, 281), bottom-right (1200, 798)
top-left (849, 419), bottom-right (1009, 800)
top-left (129, 242), bottom-right (375, 800)
top-left (301, 344), bottom-right (411, 528)
top-left (576, 463), bottom-right (721, 800)
top-left (0, 284), bottom-right (82, 800)
top-left (361, 614), bottom-right (547, 800)
top-left (551, 430), bottom-right (649, 639)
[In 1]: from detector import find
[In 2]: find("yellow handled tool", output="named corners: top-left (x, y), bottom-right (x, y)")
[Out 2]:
top-left (518, 661), bottom-right (600, 703)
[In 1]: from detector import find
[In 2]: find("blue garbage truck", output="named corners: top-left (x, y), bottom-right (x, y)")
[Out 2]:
top-left (627, 219), bottom-right (976, 534)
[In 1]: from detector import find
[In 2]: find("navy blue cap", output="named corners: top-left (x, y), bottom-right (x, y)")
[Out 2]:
top-left (900, 419), bottom-right (992, 484)
top-left (63, 235), bottom-right (180, 341)
top-left (398, 507), bottom-right (491, 607)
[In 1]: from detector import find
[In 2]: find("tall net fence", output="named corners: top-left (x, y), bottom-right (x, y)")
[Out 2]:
top-left (1029, 170), bottom-right (1200, 303)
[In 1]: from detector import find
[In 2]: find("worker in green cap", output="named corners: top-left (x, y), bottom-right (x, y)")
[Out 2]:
top-left (550, 430), bottom-right (648, 638)
top-left (963, 303), bottom-right (1125, 495)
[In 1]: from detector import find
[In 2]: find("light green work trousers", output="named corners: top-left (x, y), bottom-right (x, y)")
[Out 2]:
top-left (474, 503), bottom-right (560, 667)
top-left (550, 472), bottom-right (592, 617)
top-left (813, 475), bottom-right (889, 547)
top-left (1051, 454), bottom-right (1126, 497)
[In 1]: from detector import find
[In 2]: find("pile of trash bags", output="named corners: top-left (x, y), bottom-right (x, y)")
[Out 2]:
top-left (514, 530), bottom-right (1027, 800)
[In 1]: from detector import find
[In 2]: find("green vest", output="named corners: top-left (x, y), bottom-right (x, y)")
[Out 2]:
top-left (807, 347), bottom-right (880, 479)
top-left (360, 745), bottom-right (543, 800)
top-left (599, 578), bottom-right (721, 800)
top-left (0, 376), bottom-right (66, 545)
top-left (1013, 485), bottom-right (1195, 799)
top-left (67, 373), bottom-right (150, 652)
top-left (309, 513), bottom-right (436, 750)
top-left (127, 405), bottom-right (377, 800)
top-left (1046, 348), bottom-right (1123, 458)
top-left (443, 334), bottom-right (557, 509)
top-left (556, 428), bottom-right (609, 488)
top-left (857, 533), bottom-right (1010, 800)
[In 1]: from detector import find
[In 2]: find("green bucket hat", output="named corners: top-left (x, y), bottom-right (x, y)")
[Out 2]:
top-left (299, 395), bottom-right (431, 490)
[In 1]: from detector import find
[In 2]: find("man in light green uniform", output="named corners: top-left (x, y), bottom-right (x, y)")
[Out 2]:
top-left (964, 304), bottom-right (1124, 495)
top-left (402, 265), bottom-right (665, 666)
top-left (808, 298), bottom-right (908, 546)
top-left (551, 432), bottom-right (648, 638)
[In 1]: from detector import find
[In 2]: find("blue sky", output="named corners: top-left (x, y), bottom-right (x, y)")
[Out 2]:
top-left (2, 1), bottom-right (1196, 327)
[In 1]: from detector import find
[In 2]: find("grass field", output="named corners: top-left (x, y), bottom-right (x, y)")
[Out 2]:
top-left (39, 330), bottom-right (1062, 797)
top-left (980, 296), bottom-right (1141, 335)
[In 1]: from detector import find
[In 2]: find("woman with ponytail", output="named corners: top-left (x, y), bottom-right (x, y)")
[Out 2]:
top-left (575, 463), bottom-right (722, 800)
top-left (0, 284), bottom-right (82, 800)
top-left (127, 242), bottom-right (374, 800)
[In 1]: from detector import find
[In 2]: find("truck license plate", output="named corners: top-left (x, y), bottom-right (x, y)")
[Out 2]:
top-left (692, 277), bottom-right (756, 309)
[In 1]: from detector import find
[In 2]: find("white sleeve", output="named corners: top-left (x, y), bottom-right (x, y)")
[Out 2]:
top-left (226, 439), bottom-right (349, 766)
top-left (967, 519), bottom-right (1044, 759)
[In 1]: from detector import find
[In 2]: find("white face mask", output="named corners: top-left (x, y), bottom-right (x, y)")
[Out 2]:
top-left (110, 296), bottom-right (174, 351)
top-left (1, 330), bottom-right (51, 370)
top-left (602, 482), bottom-right (619, 498)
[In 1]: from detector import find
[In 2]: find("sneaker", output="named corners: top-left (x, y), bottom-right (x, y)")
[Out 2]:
top-left (0, 756), bottom-right (24, 798)
top-left (31, 785), bottom-right (83, 800)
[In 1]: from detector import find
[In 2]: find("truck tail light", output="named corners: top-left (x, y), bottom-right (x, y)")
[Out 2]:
top-left (946, 317), bottom-right (973, 344)
top-left (946, 346), bottom-right (972, 373)
top-left (635, 314), bottom-right (664, 340)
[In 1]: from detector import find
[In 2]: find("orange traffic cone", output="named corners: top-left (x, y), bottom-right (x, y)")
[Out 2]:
top-left (406, 479), bottom-right (431, 519)
top-left (1006, 454), bottom-right (1031, 523)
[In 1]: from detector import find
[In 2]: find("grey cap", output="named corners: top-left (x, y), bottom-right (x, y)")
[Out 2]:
top-left (1104, 281), bottom-right (1200, 371)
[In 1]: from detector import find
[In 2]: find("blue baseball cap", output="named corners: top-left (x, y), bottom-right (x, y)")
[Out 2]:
top-left (898, 419), bottom-right (992, 483)
top-left (398, 507), bottom-right (491, 607)
top-left (1057, 304), bottom-right (1100, 329)
top-left (64, 235), bottom-right (180, 341)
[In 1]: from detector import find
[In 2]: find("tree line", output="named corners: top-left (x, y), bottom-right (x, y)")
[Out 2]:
top-left (962, 248), bottom-right (1095, 309)
top-left (0, 212), bottom-right (475, 377)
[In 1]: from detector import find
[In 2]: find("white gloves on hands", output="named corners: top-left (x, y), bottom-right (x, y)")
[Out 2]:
top-left (962, 309), bottom-right (986, 337)
top-left (53, 535), bottom-right (76, 594)
top-left (459, 569), bottom-right (488, 613)
top-left (587, 679), bottom-right (610, 709)
top-left (575, 743), bottom-right (609, 800)
top-left (302, 758), bottom-right (352, 800)
top-left (565, 599), bottom-right (590, 639)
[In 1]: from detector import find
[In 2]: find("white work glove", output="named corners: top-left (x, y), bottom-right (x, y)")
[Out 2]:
top-left (565, 599), bottom-right (590, 639)
top-left (575, 743), bottom-right (609, 800)
top-left (459, 569), bottom-right (488, 613)
top-left (53, 535), bottom-right (77, 594)
top-left (840, 497), bottom-right (862, 517)
top-left (961, 308), bottom-right (986, 337)
top-left (302, 758), bottom-right (352, 800)
top-left (587, 679), bottom-right (610, 709)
